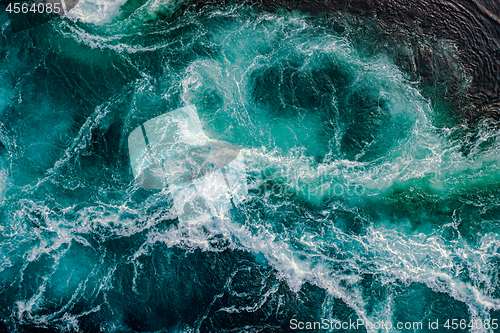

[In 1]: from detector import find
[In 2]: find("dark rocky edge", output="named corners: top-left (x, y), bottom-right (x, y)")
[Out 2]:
top-left (191, 0), bottom-right (500, 123)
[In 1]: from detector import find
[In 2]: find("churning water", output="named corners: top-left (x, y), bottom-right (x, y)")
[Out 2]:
top-left (0, 1), bottom-right (499, 332)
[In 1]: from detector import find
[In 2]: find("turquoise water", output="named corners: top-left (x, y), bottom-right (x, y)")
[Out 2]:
top-left (0, 2), bottom-right (500, 332)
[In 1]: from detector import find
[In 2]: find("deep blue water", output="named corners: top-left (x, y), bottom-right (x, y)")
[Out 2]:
top-left (0, 2), bottom-right (500, 332)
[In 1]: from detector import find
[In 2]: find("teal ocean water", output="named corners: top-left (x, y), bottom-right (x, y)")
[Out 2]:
top-left (0, 1), bottom-right (500, 332)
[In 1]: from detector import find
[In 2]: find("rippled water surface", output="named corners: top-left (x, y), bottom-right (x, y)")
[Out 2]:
top-left (0, 1), bottom-right (500, 332)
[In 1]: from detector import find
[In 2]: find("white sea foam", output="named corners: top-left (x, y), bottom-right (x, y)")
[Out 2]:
top-left (67, 0), bottom-right (130, 25)
top-left (67, 0), bottom-right (184, 25)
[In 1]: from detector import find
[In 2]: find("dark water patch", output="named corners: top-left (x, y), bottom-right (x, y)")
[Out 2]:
top-left (204, 0), bottom-right (499, 121)
top-left (393, 283), bottom-right (470, 333)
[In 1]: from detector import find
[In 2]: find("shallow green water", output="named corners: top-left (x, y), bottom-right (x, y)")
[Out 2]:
top-left (0, 2), bottom-right (499, 332)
